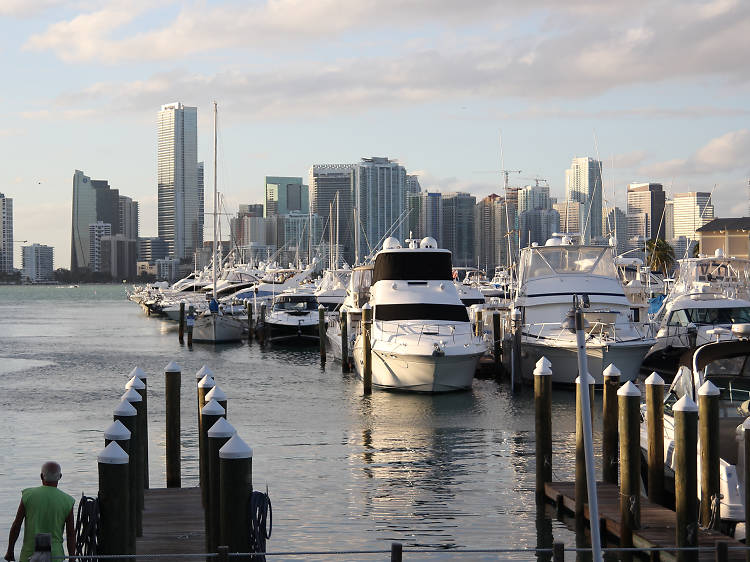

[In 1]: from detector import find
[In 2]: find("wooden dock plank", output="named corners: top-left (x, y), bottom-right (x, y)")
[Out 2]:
top-left (545, 481), bottom-right (744, 561)
top-left (136, 487), bottom-right (206, 555)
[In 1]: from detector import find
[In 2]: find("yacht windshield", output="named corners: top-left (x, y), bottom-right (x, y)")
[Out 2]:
top-left (375, 304), bottom-right (469, 322)
top-left (373, 251), bottom-right (453, 283)
top-left (273, 296), bottom-right (317, 312)
top-left (667, 306), bottom-right (750, 326)
top-left (521, 246), bottom-right (617, 281)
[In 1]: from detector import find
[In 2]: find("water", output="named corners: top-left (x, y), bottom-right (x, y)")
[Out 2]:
top-left (0, 285), bottom-right (594, 559)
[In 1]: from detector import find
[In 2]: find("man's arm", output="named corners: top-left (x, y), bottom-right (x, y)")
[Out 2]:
top-left (5, 500), bottom-right (25, 561)
top-left (65, 508), bottom-right (75, 558)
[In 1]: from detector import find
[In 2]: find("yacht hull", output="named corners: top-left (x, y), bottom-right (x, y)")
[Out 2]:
top-left (267, 321), bottom-right (320, 344)
top-left (192, 314), bottom-right (245, 343)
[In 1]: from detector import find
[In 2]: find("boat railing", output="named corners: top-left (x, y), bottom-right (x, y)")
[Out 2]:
top-left (524, 320), bottom-right (655, 343)
top-left (376, 321), bottom-right (476, 345)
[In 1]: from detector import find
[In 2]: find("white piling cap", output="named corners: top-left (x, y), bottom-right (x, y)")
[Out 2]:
top-left (205, 385), bottom-right (226, 401)
top-left (198, 374), bottom-right (215, 389)
top-left (645, 372), bottom-right (665, 386)
top-left (121, 388), bottom-right (142, 403)
top-left (698, 380), bottom-right (720, 396)
top-left (574, 372), bottom-right (595, 384)
top-left (617, 381), bottom-right (641, 397)
top-left (743, 417), bottom-right (750, 430)
top-left (129, 366), bottom-right (147, 380)
top-left (165, 360), bottom-right (181, 373)
top-left (362, 303), bottom-right (372, 310)
top-left (533, 356), bottom-right (552, 376)
top-left (201, 399), bottom-right (226, 416)
top-left (98, 441), bottom-right (129, 465)
top-left (196, 365), bottom-right (214, 380)
top-left (104, 420), bottom-right (131, 441)
top-left (219, 433), bottom-right (253, 459)
top-left (125, 376), bottom-right (145, 390)
top-left (318, 304), bottom-right (325, 310)
top-left (673, 394), bottom-right (699, 412)
top-left (113, 398), bottom-right (137, 416)
top-left (603, 364), bottom-right (621, 378)
top-left (208, 417), bottom-right (236, 439)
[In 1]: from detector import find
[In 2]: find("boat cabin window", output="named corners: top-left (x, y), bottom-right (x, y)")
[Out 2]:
top-left (273, 295), bottom-right (318, 312)
top-left (351, 268), bottom-right (373, 293)
top-left (372, 252), bottom-right (453, 283)
top-left (520, 246), bottom-right (617, 282)
top-left (375, 303), bottom-right (469, 322)
top-left (667, 307), bottom-right (750, 326)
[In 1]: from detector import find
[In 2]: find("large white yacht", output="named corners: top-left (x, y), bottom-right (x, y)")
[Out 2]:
top-left (265, 289), bottom-right (323, 343)
top-left (643, 250), bottom-right (750, 378)
top-left (507, 235), bottom-right (655, 384)
top-left (351, 237), bottom-right (486, 392)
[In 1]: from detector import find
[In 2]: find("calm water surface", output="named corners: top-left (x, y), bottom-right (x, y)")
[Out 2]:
top-left (0, 285), bottom-right (599, 559)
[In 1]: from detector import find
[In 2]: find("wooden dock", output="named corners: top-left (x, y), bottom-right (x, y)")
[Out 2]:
top-left (545, 481), bottom-right (745, 561)
top-left (136, 487), bottom-right (206, 556)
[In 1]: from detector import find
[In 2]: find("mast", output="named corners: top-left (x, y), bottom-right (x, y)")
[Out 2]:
top-left (335, 191), bottom-right (340, 268)
top-left (212, 101), bottom-right (218, 301)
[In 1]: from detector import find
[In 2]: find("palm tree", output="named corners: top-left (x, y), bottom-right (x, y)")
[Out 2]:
top-left (646, 238), bottom-right (676, 275)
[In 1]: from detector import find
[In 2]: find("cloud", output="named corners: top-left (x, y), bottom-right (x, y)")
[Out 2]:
top-left (640, 129), bottom-right (750, 176)
top-left (0, 128), bottom-right (25, 137)
top-left (0, 0), bottom-right (62, 17)
top-left (610, 150), bottom-right (648, 169)
top-left (409, 170), bottom-right (497, 198)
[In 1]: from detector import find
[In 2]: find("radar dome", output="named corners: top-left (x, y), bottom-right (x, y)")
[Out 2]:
top-left (382, 237), bottom-right (402, 250)
top-left (420, 237), bottom-right (438, 249)
top-left (715, 248), bottom-right (725, 258)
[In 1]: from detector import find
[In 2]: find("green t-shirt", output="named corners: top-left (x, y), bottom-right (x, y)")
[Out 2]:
top-left (19, 486), bottom-right (75, 562)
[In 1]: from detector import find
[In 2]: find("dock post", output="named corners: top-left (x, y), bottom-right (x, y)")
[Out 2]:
top-left (187, 306), bottom-right (195, 346)
top-left (553, 542), bottom-right (565, 561)
top-left (618, 381), bottom-right (641, 558)
top-left (645, 372), bottom-right (665, 505)
top-left (197, 366), bottom-right (215, 410)
top-left (743, 418), bottom-right (750, 562)
top-left (575, 371), bottom-right (595, 522)
top-left (103, 421), bottom-right (133, 553)
top-left (178, 301), bottom-right (185, 344)
top-left (534, 356), bottom-right (552, 503)
top-left (362, 303), bottom-right (372, 395)
top-left (129, 366), bottom-right (149, 489)
top-left (390, 542), bottom-right (403, 562)
top-left (318, 304), bottom-right (327, 363)
top-left (165, 360), bottom-right (182, 488)
top-left (219, 433), bottom-right (253, 556)
top-left (602, 364), bottom-right (620, 485)
top-left (121, 388), bottom-right (144, 537)
top-left (206, 385), bottom-right (228, 417)
top-left (201, 399), bottom-right (226, 511)
top-left (698, 380), bottom-right (721, 529)
top-left (260, 302), bottom-right (267, 343)
top-left (207, 418), bottom-right (236, 554)
top-left (511, 308), bottom-right (522, 391)
top-left (475, 307), bottom-right (483, 338)
top-left (197, 371), bottom-right (215, 506)
top-left (245, 299), bottom-right (253, 339)
top-left (340, 309), bottom-right (350, 372)
top-left (97, 441), bottom-right (130, 559)
top-left (674, 394), bottom-right (699, 562)
top-left (493, 311), bottom-right (502, 378)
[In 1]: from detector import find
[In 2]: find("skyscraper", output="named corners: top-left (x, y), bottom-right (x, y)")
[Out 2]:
top-left (442, 192), bottom-right (475, 267)
top-left (71, 170), bottom-right (121, 270)
top-left (22, 244), bottom-right (54, 282)
top-left (474, 194), bottom-right (512, 273)
top-left (406, 174), bottom-right (422, 194)
top-left (553, 201), bottom-right (585, 236)
top-left (88, 221), bottom-right (111, 273)
top-left (158, 102), bottom-right (199, 261)
top-left (520, 209), bottom-right (560, 248)
top-left (627, 182), bottom-right (666, 240)
top-left (0, 192), bottom-right (12, 273)
top-left (603, 206), bottom-right (628, 255)
top-left (265, 177), bottom-right (309, 216)
top-left (410, 192), bottom-right (443, 244)
top-left (197, 161), bottom-right (204, 249)
top-left (518, 184), bottom-right (551, 214)
top-left (673, 192), bottom-right (714, 242)
top-left (118, 196), bottom-right (139, 240)
top-left (565, 157), bottom-right (603, 243)
top-left (310, 164), bottom-right (355, 264)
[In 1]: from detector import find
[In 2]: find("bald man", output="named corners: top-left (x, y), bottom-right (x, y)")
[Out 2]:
top-left (4, 462), bottom-right (75, 562)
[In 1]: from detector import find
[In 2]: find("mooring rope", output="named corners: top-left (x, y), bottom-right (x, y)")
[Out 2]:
top-left (248, 488), bottom-right (272, 560)
top-left (74, 494), bottom-right (99, 557)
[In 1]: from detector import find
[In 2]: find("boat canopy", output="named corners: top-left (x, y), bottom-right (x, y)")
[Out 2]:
top-left (519, 245), bottom-right (617, 283)
top-left (373, 250), bottom-right (453, 283)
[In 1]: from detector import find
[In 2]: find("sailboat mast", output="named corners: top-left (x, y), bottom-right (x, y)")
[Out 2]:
top-left (212, 101), bottom-right (218, 300)
top-left (335, 191), bottom-right (339, 268)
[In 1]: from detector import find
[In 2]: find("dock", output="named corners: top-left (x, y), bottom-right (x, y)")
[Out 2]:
top-left (136, 488), bottom-right (205, 556)
top-left (544, 481), bottom-right (745, 561)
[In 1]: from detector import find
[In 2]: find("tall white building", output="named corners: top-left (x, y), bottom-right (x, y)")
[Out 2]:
top-left (158, 102), bottom-right (200, 261)
top-left (310, 164), bottom-right (355, 264)
top-left (673, 192), bottom-right (714, 242)
top-left (119, 196), bottom-right (139, 240)
top-left (89, 221), bottom-right (111, 273)
top-left (565, 157), bottom-right (603, 243)
top-left (553, 201), bottom-right (585, 236)
top-left (603, 206), bottom-right (628, 255)
top-left (22, 244), bottom-right (54, 282)
top-left (518, 184), bottom-right (551, 214)
top-left (0, 192), bottom-right (12, 273)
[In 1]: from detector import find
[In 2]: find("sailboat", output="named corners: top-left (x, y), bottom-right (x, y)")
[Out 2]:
top-left (192, 101), bottom-right (245, 343)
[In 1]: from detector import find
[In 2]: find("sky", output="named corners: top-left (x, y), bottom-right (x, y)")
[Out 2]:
top-left (1, 0), bottom-right (749, 269)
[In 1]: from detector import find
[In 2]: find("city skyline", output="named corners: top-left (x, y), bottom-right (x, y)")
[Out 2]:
top-left (2, 1), bottom-right (749, 266)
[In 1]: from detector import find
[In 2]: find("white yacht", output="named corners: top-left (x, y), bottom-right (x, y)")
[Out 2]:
top-left (507, 236), bottom-right (655, 384)
top-left (314, 268), bottom-right (351, 311)
top-left (351, 237), bottom-right (486, 393)
top-left (325, 265), bottom-right (372, 362)
top-left (643, 250), bottom-right (750, 378)
top-left (265, 289), bottom-right (323, 343)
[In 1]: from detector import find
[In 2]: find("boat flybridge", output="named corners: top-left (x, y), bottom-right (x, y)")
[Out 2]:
top-left (643, 249), bottom-right (750, 379)
top-left (351, 236), bottom-right (486, 393)
top-left (508, 235), bottom-right (656, 385)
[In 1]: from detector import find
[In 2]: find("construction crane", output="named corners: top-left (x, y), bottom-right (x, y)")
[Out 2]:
top-left (500, 170), bottom-right (522, 191)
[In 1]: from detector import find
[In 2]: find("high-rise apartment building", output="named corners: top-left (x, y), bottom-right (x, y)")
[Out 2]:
top-left (518, 184), bottom-right (551, 214)
top-left (406, 174), bottom-right (422, 194)
top-left (310, 164), bottom-right (355, 264)
top-left (197, 161), bottom-right (204, 247)
top-left (664, 200), bottom-right (674, 240)
top-left (475, 194), bottom-right (512, 273)
top-left (0, 192), bottom-right (12, 273)
top-left (119, 196), bottom-right (139, 240)
top-left (22, 244), bottom-right (54, 282)
top-left (627, 182), bottom-right (665, 240)
top-left (553, 201), bottom-right (585, 236)
top-left (265, 177), bottom-right (309, 217)
top-left (88, 221), bottom-right (112, 273)
top-left (101, 235), bottom-right (137, 281)
top-left (442, 192), bottom-right (475, 267)
top-left (158, 102), bottom-right (200, 261)
top-left (137, 237), bottom-right (169, 263)
top-left (413, 192), bottom-right (443, 244)
top-left (565, 157), bottom-right (603, 243)
top-left (520, 209), bottom-right (560, 248)
top-left (603, 206), bottom-right (628, 255)
top-left (673, 192), bottom-right (714, 242)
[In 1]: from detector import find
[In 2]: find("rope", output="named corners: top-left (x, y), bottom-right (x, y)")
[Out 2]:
top-left (248, 488), bottom-right (272, 559)
top-left (74, 494), bottom-right (99, 558)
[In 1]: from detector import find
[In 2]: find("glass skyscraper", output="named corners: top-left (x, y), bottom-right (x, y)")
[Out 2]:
top-left (565, 157), bottom-right (603, 243)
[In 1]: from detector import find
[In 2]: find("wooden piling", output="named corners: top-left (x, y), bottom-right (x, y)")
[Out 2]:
top-left (178, 301), bottom-right (185, 344)
top-left (318, 304), bottom-right (327, 363)
top-left (362, 303), bottom-right (372, 395)
top-left (245, 300), bottom-right (253, 339)
top-left (602, 363), bottom-right (620, 485)
top-left (97, 441), bottom-right (130, 559)
top-left (553, 542), bottom-right (565, 561)
top-left (103, 421), bottom-right (133, 553)
top-left (618, 381), bottom-right (641, 558)
top-left (200, 399), bottom-right (226, 510)
top-left (698, 380), bottom-right (721, 529)
top-left (534, 356), bottom-right (552, 503)
top-left (165, 360), bottom-right (181, 488)
top-left (743, 418), bottom-right (750, 562)
top-left (207, 418), bottom-right (236, 553)
top-left (129, 366), bottom-right (149, 489)
top-left (645, 372), bottom-right (665, 505)
top-left (187, 306), bottom-right (195, 346)
top-left (511, 308), bottom-right (522, 392)
top-left (113, 397), bottom-right (138, 548)
top-left (475, 307), bottom-right (483, 338)
top-left (126, 373), bottom-right (148, 494)
top-left (575, 372), bottom-right (595, 522)
top-left (390, 542), bottom-right (403, 562)
top-left (121, 388), bottom-right (144, 537)
top-left (493, 311), bottom-right (502, 377)
top-left (205, 385), bottom-right (227, 416)
top-left (674, 394), bottom-right (699, 562)
top-left (340, 309), bottom-right (349, 373)
top-left (219, 434), bottom-right (253, 556)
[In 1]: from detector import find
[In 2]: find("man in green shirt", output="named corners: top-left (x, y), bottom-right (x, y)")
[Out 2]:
top-left (4, 462), bottom-right (75, 562)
